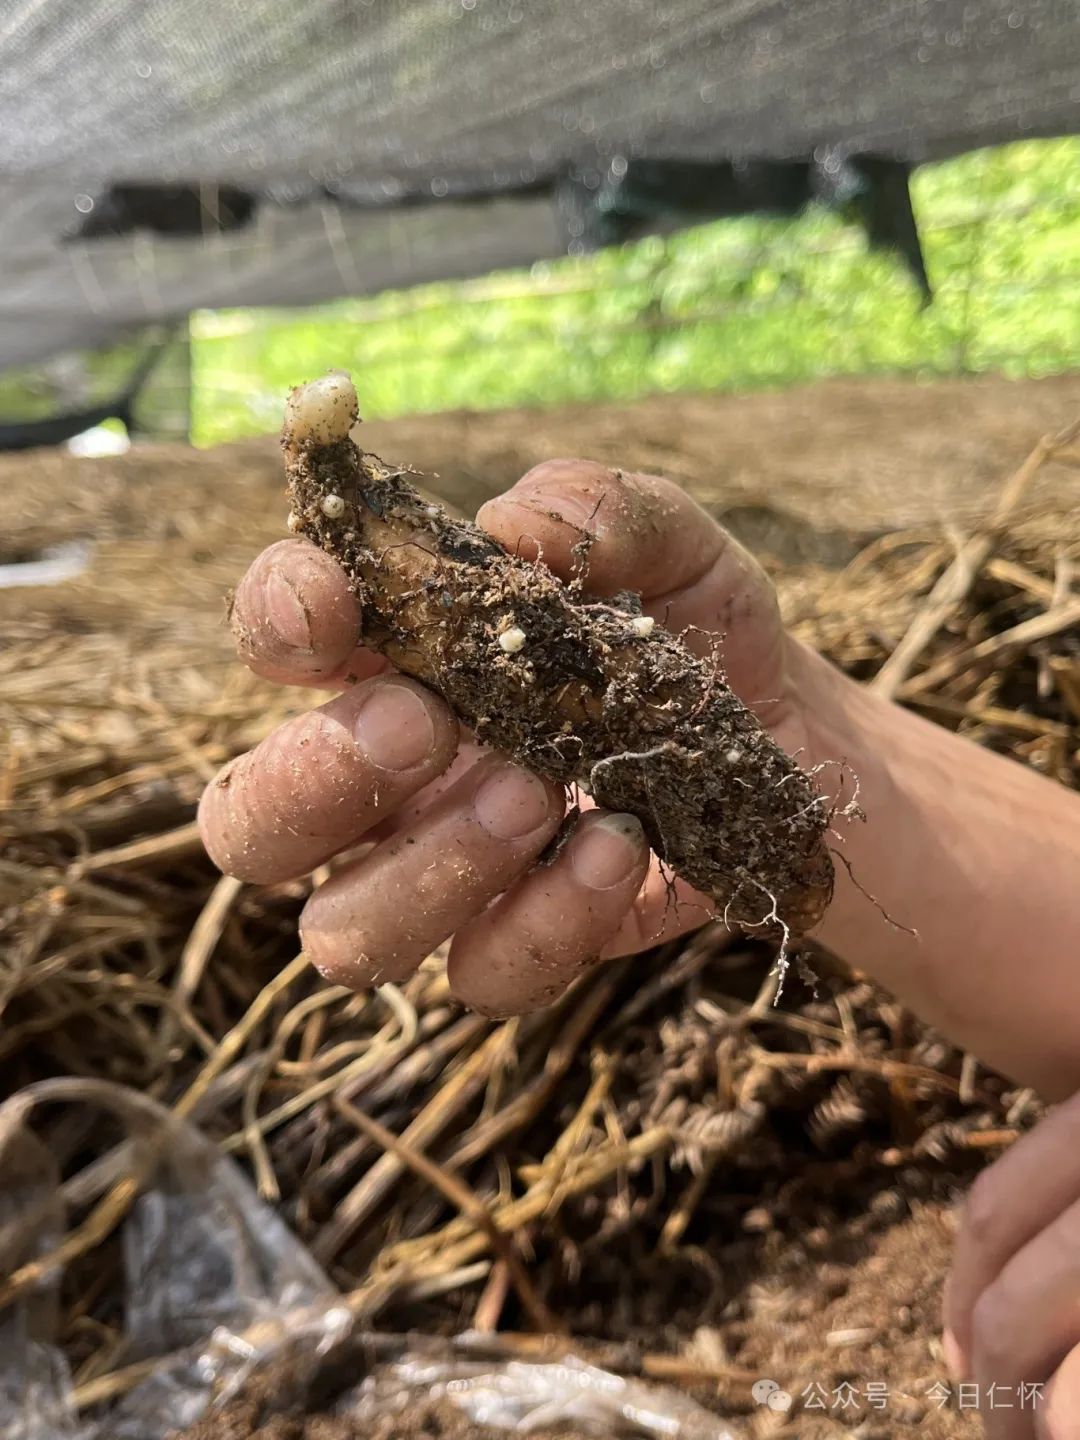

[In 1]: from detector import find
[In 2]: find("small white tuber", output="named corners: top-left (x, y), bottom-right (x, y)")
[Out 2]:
top-left (283, 371), bottom-right (359, 448)
top-left (498, 625), bottom-right (528, 654)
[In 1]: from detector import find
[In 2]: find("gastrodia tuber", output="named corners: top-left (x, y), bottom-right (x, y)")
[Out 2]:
top-left (282, 373), bottom-right (834, 936)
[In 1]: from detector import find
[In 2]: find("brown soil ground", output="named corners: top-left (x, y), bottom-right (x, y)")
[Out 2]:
top-left (4, 371), bottom-right (1078, 572)
top-left (363, 371), bottom-right (1080, 539)
top-left (5, 371), bottom-right (1079, 1440)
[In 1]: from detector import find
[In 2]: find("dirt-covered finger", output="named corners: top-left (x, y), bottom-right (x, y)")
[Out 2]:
top-left (447, 810), bottom-right (650, 1016)
top-left (968, 1198), bottom-right (1080, 1438)
top-left (645, 533), bottom-right (782, 689)
top-left (476, 458), bottom-right (727, 599)
top-left (231, 538), bottom-right (380, 687)
top-left (363, 741), bottom-right (487, 840)
top-left (944, 1088), bottom-right (1080, 1381)
top-left (602, 859), bottom-right (718, 957)
top-left (299, 755), bottom-right (565, 989)
top-left (198, 676), bottom-right (458, 883)
top-left (480, 460), bottom-right (783, 694)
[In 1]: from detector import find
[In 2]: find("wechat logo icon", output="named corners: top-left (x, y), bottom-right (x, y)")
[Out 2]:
top-left (752, 1378), bottom-right (793, 1412)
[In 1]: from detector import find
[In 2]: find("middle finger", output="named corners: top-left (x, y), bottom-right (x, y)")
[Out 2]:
top-left (300, 754), bottom-right (565, 989)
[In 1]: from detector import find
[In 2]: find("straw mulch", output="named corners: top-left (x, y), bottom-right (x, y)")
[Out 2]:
top-left (2, 374), bottom-right (1079, 1434)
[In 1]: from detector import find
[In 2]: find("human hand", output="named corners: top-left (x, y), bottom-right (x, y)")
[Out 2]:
top-left (199, 458), bottom-right (838, 1015)
top-left (943, 1092), bottom-right (1080, 1439)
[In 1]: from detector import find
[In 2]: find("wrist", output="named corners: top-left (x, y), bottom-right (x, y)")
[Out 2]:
top-left (783, 640), bottom-right (1080, 1097)
top-left (783, 638), bottom-right (901, 805)
top-left (782, 638), bottom-right (933, 950)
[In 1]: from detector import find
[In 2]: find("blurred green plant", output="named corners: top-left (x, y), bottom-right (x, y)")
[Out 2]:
top-left (191, 138), bottom-right (1080, 446)
top-left (0, 341), bottom-right (147, 424)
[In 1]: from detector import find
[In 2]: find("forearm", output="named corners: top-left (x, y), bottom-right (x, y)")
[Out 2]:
top-left (790, 642), bottom-right (1080, 1099)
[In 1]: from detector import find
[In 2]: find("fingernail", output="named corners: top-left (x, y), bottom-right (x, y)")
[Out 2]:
top-left (474, 763), bottom-right (553, 839)
top-left (942, 1329), bottom-right (964, 1382)
top-left (570, 813), bottom-right (645, 889)
top-left (353, 681), bottom-right (436, 772)
top-left (263, 566), bottom-right (312, 651)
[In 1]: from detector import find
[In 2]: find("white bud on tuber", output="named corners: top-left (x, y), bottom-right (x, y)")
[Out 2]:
top-left (286, 511), bottom-right (303, 533)
top-left (283, 370), bottom-right (359, 448)
top-left (498, 625), bottom-right (527, 654)
top-left (320, 494), bottom-right (346, 519)
top-left (630, 615), bottom-right (655, 638)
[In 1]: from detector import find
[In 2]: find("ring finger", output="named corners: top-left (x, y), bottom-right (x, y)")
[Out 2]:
top-left (300, 754), bottom-right (565, 988)
top-left (448, 809), bottom-right (651, 1016)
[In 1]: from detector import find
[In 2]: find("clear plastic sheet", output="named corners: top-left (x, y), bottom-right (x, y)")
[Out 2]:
top-left (0, 1098), bottom-right (83, 1440)
top-left (351, 1349), bottom-right (742, 1438)
top-left (0, 1081), bottom-right (742, 1440)
top-left (0, 1080), bottom-right (335, 1440)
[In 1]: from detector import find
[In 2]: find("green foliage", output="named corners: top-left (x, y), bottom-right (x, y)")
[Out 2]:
top-left (191, 138), bottom-right (1080, 446)
top-left (0, 341), bottom-right (147, 423)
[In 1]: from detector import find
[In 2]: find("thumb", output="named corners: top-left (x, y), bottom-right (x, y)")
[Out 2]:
top-left (477, 458), bottom-right (784, 702)
top-left (477, 458), bottom-right (719, 597)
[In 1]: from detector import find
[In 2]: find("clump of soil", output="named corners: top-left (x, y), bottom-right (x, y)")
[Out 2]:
top-left (282, 375), bottom-right (834, 937)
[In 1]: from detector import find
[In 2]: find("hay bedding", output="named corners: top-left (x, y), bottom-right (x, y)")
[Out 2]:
top-left (1, 374), bottom-right (1079, 1439)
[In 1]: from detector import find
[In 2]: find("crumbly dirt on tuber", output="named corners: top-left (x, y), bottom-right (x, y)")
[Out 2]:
top-left (281, 373), bottom-right (834, 937)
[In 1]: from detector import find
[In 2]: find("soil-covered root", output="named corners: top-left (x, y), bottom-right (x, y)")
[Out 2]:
top-left (281, 373), bottom-right (835, 936)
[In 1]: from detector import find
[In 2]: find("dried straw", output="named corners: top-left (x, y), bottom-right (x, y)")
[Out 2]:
top-left (1, 388), bottom-right (1079, 1399)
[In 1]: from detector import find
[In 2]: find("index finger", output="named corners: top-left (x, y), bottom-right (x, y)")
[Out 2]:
top-left (231, 538), bottom-right (384, 688)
